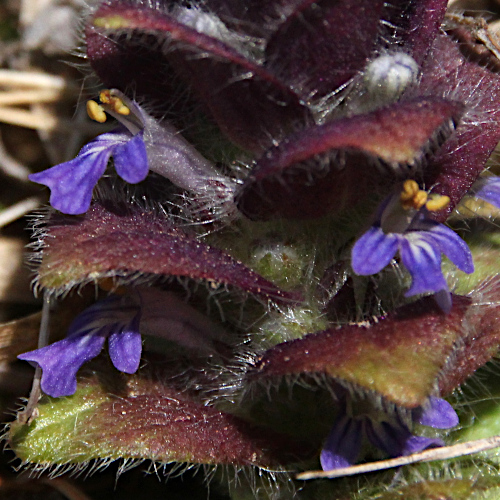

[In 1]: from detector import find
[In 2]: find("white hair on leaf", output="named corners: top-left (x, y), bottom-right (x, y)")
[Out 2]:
top-left (170, 5), bottom-right (264, 60)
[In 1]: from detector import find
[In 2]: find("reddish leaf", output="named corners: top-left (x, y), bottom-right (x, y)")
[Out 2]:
top-left (235, 98), bottom-right (463, 220)
top-left (85, 29), bottom-right (184, 119)
top-left (37, 202), bottom-right (302, 304)
top-left (86, 2), bottom-right (310, 153)
top-left (418, 32), bottom-right (500, 221)
top-left (384, 0), bottom-right (448, 65)
top-left (438, 279), bottom-right (500, 395)
top-left (265, 0), bottom-right (386, 98)
top-left (197, 0), bottom-right (304, 37)
top-left (250, 284), bottom-right (500, 408)
top-left (10, 372), bottom-right (314, 467)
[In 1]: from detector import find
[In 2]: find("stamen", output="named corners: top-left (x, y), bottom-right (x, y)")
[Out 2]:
top-left (425, 195), bottom-right (450, 212)
top-left (400, 180), bottom-right (428, 210)
top-left (400, 180), bottom-right (419, 202)
top-left (86, 100), bottom-right (107, 123)
top-left (99, 89), bottom-right (130, 116)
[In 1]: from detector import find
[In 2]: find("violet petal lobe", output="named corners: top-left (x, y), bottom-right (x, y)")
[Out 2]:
top-left (415, 397), bottom-right (459, 429)
top-left (432, 289), bottom-right (453, 315)
top-left (365, 420), bottom-right (443, 458)
top-left (411, 220), bottom-right (474, 274)
top-left (320, 414), bottom-right (363, 471)
top-left (107, 312), bottom-right (142, 374)
top-left (401, 435), bottom-right (445, 456)
top-left (18, 295), bottom-right (142, 397)
top-left (474, 177), bottom-right (500, 209)
top-left (113, 131), bottom-right (149, 184)
top-left (351, 226), bottom-right (399, 276)
top-left (18, 332), bottom-right (107, 398)
top-left (399, 234), bottom-right (449, 297)
top-left (29, 132), bottom-right (126, 215)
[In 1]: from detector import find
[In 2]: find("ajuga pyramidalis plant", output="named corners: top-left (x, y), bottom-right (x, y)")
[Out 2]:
top-left (9, 1), bottom-right (500, 498)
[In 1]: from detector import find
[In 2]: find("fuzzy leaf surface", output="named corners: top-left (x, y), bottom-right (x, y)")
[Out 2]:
top-left (37, 202), bottom-right (301, 304)
top-left (10, 373), bottom-right (312, 467)
top-left (86, 2), bottom-right (310, 153)
top-left (383, 0), bottom-right (448, 65)
top-left (264, 0), bottom-right (386, 97)
top-left (236, 98), bottom-right (462, 220)
top-left (373, 478), bottom-right (493, 500)
top-left (251, 288), bottom-right (500, 407)
top-left (419, 31), bottom-right (500, 221)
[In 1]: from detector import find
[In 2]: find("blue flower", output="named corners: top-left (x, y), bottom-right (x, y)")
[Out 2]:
top-left (30, 89), bottom-right (236, 216)
top-left (320, 396), bottom-right (459, 471)
top-left (351, 181), bottom-right (473, 312)
top-left (17, 288), bottom-right (233, 398)
top-left (30, 130), bottom-right (148, 215)
top-left (18, 295), bottom-right (142, 397)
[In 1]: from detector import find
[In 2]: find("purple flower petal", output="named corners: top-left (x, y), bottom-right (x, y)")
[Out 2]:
top-left (473, 177), bottom-right (500, 209)
top-left (320, 414), bottom-right (363, 470)
top-left (29, 132), bottom-right (128, 215)
top-left (351, 226), bottom-right (399, 275)
top-left (399, 234), bottom-right (448, 297)
top-left (18, 295), bottom-right (142, 397)
top-left (18, 332), bottom-right (107, 397)
top-left (365, 419), bottom-right (408, 458)
top-left (142, 116), bottom-right (224, 193)
top-left (366, 420), bottom-right (444, 458)
top-left (113, 131), bottom-right (149, 184)
top-left (108, 313), bottom-right (142, 374)
top-left (411, 221), bottom-right (474, 274)
top-left (432, 289), bottom-right (452, 314)
top-left (415, 397), bottom-right (459, 429)
top-left (400, 435), bottom-right (445, 455)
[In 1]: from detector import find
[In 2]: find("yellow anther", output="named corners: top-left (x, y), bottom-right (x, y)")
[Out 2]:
top-left (425, 194), bottom-right (450, 212)
top-left (112, 100), bottom-right (131, 115)
top-left (400, 180), bottom-right (428, 210)
top-left (99, 89), bottom-right (111, 104)
top-left (413, 190), bottom-right (428, 209)
top-left (99, 89), bottom-right (130, 116)
top-left (400, 180), bottom-right (420, 202)
top-left (86, 100), bottom-right (107, 123)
